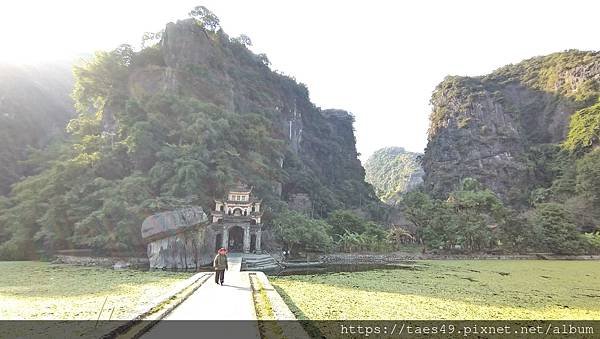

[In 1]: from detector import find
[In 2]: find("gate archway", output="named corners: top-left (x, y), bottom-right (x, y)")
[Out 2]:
top-left (228, 226), bottom-right (244, 252)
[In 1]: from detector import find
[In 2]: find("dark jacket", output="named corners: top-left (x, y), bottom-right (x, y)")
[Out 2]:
top-left (213, 253), bottom-right (228, 270)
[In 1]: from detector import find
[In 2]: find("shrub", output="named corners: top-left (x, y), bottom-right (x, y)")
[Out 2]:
top-left (576, 148), bottom-right (600, 208)
top-left (530, 203), bottom-right (584, 254)
top-left (335, 230), bottom-right (389, 252)
top-left (387, 227), bottom-right (415, 250)
top-left (582, 232), bottom-right (600, 254)
top-left (272, 210), bottom-right (332, 254)
top-left (326, 210), bottom-right (365, 236)
top-left (564, 101), bottom-right (600, 154)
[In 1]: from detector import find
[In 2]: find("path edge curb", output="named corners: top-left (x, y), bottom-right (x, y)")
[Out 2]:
top-left (252, 271), bottom-right (310, 339)
top-left (100, 272), bottom-right (212, 338)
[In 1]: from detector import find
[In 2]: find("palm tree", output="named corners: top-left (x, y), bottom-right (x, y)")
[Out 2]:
top-left (388, 226), bottom-right (415, 250)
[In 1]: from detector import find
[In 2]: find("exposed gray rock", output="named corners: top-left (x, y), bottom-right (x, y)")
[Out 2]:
top-left (129, 66), bottom-right (182, 99)
top-left (141, 206), bottom-right (207, 241)
top-left (145, 226), bottom-right (216, 269)
top-left (162, 19), bottom-right (215, 69)
top-left (142, 207), bottom-right (213, 270)
top-left (423, 82), bottom-right (530, 202)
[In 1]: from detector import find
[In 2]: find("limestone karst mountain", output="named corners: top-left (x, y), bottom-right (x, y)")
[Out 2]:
top-left (422, 50), bottom-right (600, 207)
top-left (0, 15), bottom-right (379, 259)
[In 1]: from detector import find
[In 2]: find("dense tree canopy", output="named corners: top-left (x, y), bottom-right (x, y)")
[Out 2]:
top-left (326, 210), bottom-right (366, 236)
top-left (272, 210), bottom-right (332, 253)
top-left (530, 203), bottom-right (584, 254)
top-left (564, 101), bottom-right (600, 154)
top-left (188, 6), bottom-right (221, 32)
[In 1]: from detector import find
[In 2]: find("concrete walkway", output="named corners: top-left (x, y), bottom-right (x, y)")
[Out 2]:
top-left (142, 253), bottom-right (260, 339)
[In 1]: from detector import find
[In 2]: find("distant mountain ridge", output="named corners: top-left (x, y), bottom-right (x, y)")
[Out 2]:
top-left (364, 147), bottom-right (424, 203)
top-left (0, 62), bottom-right (74, 195)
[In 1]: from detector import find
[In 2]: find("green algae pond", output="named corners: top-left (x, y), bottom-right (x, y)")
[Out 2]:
top-left (0, 261), bottom-right (192, 320)
top-left (270, 260), bottom-right (600, 320)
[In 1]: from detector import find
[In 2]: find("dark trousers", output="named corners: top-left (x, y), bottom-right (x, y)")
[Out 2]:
top-left (215, 269), bottom-right (225, 283)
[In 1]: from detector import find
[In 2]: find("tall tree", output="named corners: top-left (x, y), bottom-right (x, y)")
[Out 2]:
top-left (188, 6), bottom-right (221, 32)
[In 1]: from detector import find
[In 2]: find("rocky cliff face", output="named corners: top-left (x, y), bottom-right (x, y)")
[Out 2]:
top-left (423, 51), bottom-right (600, 205)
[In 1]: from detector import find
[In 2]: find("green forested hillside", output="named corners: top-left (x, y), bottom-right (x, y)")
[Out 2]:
top-left (363, 147), bottom-right (423, 203)
top-left (0, 9), bottom-right (379, 259)
top-left (0, 63), bottom-right (74, 195)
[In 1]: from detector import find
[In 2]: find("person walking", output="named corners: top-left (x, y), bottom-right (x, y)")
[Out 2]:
top-left (282, 246), bottom-right (289, 261)
top-left (213, 247), bottom-right (228, 285)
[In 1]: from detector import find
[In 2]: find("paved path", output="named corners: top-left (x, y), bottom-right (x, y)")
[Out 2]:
top-left (142, 253), bottom-right (260, 339)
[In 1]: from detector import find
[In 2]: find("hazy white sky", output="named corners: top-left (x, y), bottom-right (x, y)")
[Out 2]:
top-left (1, 0), bottom-right (598, 160)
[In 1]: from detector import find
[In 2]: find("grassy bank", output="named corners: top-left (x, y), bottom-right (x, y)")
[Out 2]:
top-left (271, 260), bottom-right (600, 320)
top-left (0, 261), bottom-right (192, 320)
